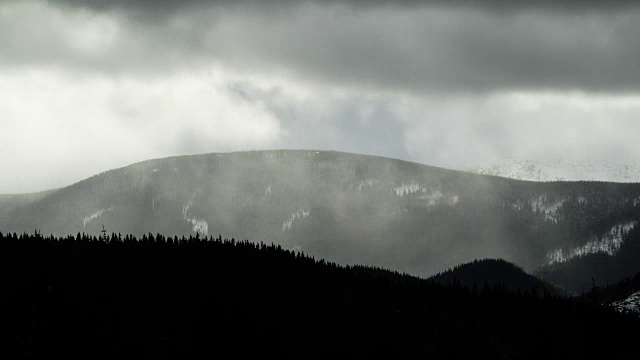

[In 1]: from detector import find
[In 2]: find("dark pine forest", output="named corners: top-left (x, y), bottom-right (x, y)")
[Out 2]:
top-left (4, 231), bottom-right (639, 359)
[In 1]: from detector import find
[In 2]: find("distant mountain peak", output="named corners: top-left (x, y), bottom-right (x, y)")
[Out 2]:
top-left (468, 159), bottom-right (640, 183)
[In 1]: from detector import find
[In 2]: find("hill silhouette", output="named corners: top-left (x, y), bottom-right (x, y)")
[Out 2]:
top-left (430, 258), bottom-right (565, 296)
top-left (4, 231), bottom-right (639, 359)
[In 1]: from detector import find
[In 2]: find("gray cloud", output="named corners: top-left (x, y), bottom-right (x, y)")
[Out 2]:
top-left (23, 0), bottom-right (640, 14)
top-left (223, 78), bottom-right (410, 159)
top-left (3, 2), bottom-right (640, 93)
top-left (3, 0), bottom-right (640, 193)
top-left (210, 8), bottom-right (640, 93)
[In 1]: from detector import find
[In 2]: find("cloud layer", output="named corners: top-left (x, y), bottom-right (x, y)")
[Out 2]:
top-left (2, 0), bottom-right (640, 192)
top-left (28, 0), bottom-right (640, 13)
top-left (4, 1), bottom-right (640, 93)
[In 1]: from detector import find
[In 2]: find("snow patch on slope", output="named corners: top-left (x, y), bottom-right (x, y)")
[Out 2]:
top-left (358, 179), bottom-right (379, 192)
top-left (182, 192), bottom-right (209, 235)
top-left (612, 291), bottom-right (640, 315)
top-left (391, 181), bottom-right (459, 206)
top-left (282, 209), bottom-right (310, 232)
top-left (83, 207), bottom-right (113, 228)
top-left (394, 182), bottom-right (426, 197)
top-left (530, 195), bottom-right (566, 223)
top-left (545, 221), bottom-right (637, 265)
top-left (469, 159), bottom-right (640, 182)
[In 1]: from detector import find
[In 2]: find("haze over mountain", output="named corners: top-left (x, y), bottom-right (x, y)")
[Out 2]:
top-left (2, 150), bottom-right (639, 292)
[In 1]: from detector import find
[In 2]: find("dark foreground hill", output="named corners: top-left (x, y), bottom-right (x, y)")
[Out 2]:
top-left (4, 232), bottom-right (638, 359)
top-left (581, 272), bottom-right (640, 313)
top-left (2, 150), bottom-right (640, 292)
top-left (430, 258), bottom-right (565, 296)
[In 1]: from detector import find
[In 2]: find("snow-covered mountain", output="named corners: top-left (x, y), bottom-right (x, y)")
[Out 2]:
top-left (468, 159), bottom-right (640, 183)
top-left (2, 150), bottom-right (640, 292)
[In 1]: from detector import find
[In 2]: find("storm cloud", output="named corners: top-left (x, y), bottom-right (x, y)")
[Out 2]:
top-left (2, 0), bottom-right (640, 193)
top-left (25, 0), bottom-right (640, 13)
top-left (3, 1), bottom-right (640, 93)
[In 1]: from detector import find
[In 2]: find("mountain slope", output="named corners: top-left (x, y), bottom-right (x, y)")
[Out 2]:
top-left (469, 159), bottom-right (640, 182)
top-left (2, 150), bottom-right (640, 288)
top-left (0, 189), bottom-right (57, 218)
top-left (536, 225), bottom-right (640, 294)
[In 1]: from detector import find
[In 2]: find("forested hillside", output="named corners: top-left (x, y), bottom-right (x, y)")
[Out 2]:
top-left (4, 232), bottom-right (638, 359)
top-left (536, 224), bottom-right (640, 294)
top-left (430, 259), bottom-right (565, 296)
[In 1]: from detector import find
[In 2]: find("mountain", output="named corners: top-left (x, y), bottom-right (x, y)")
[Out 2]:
top-left (469, 159), bottom-right (640, 182)
top-left (429, 259), bottom-right (565, 296)
top-left (2, 150), bottom-right (640, 291)
top-left (0, 189), bottom-right (57, 220)
top-left (6, 232), bottom-right (639, 359)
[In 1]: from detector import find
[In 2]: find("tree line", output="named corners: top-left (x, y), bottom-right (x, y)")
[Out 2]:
top-left (3, 231), bottom-right (639, 359)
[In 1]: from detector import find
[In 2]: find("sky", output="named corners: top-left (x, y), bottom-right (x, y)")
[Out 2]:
top-left (2, 0), bottom-right (640, 193)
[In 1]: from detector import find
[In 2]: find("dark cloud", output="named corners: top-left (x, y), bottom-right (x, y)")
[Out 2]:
top-left (135, 7), bottom-right (640, 93)
top-left (3, 0), bottom-right (640, 194)
top-left (3, 1), bottom-right (640, 94)
top-left (26, 0), bottom-right (640, 14)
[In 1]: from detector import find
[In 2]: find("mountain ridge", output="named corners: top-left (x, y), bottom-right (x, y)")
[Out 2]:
top-left (469, 159), bottom-right (640, 183)
top-left (2, 150), bottom-right (640, 292)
